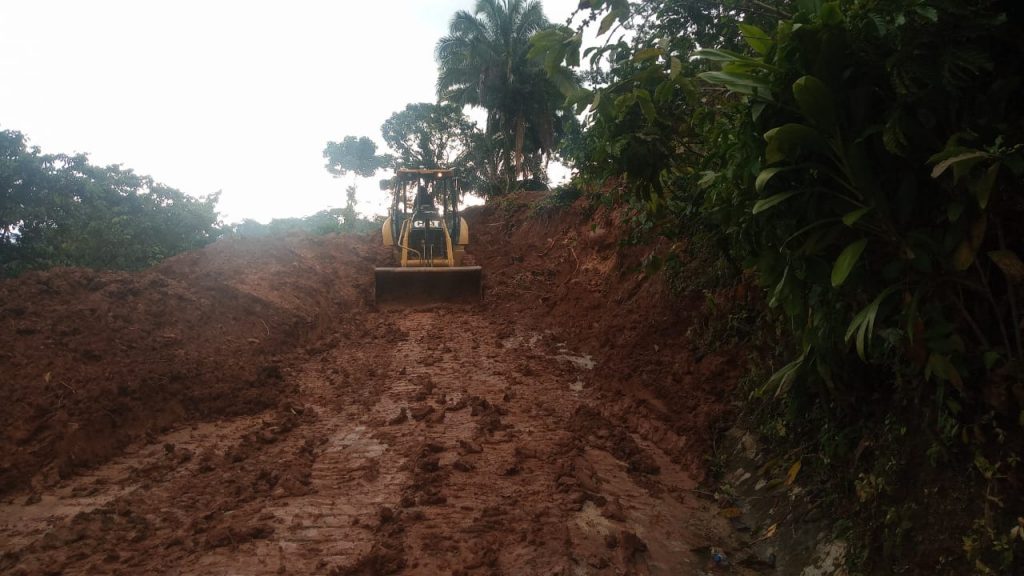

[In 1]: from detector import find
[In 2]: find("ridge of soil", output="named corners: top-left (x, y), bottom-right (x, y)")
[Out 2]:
top-left (0, 235), bottom-right (378, 494)
top-left (1, 194), bottom-right (758, 575)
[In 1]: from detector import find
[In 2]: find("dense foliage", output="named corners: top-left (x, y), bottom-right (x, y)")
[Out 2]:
top-left (325, 1), bottom-right (579, 198)
top-left (0, 129), bottom-right (221, 277)
top-left (436, 0), bottom-right (576, 193)
top-left (534, 0), bottom-right (1024, 572)
top-left (322, 135), bottom-right (393, 179)
top-left (380, 103), bottom-right (477, 171)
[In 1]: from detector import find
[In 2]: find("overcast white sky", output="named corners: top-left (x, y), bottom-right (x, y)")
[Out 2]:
top-left (0, 0), bottom-right (584, 223)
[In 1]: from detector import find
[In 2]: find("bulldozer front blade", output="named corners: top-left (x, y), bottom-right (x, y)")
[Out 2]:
top-left (374, 266), bottom-right (482, 306)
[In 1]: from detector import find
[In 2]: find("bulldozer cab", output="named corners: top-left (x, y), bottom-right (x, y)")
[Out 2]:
top-left (375, 168), bottom-right (481, 305)
top-left (405, 185), bottom-right (446, 264)
top-left (386, 170), bottom-right (459, 257)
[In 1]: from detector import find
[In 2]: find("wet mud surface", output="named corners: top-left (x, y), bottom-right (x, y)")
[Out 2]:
top-left (1, 309), bottom-right (752, 574)
top-left (1, 195), bottom-right (762, 574)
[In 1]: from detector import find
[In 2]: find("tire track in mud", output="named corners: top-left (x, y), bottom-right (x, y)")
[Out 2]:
top-left (1, 308), bottom-right (754, 575)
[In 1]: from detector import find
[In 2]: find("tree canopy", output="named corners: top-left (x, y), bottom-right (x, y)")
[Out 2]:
top-left (380, 102), bottom-right (477, 171)
top-left (435, 0), bottom-right (573, 190)
top-left (322, 136), bottom-right (393, 178)
top-left (1, 129), bottom-right (221, 277)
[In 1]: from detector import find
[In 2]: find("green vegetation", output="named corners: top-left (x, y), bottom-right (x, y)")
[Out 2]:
top-left (326, 0), bottom-right (576, 197)
top-left (436, 0), bottom-right (576, 192)
top-left (2, 128), bottom-right (379, 278)
top-left (0, 129), bottom-right (220, 278)
top-left (323, 135), bottom-right (393, 179)
top-left (5, 1), bottom-right (1022, 567)
top-left (533, 0), bottom-right (1024, 572)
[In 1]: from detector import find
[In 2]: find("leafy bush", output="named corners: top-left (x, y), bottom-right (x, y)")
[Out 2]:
top-left (534, 0), bottom-right (1024, 571)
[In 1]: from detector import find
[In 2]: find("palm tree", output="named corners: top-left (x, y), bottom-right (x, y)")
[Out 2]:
top-left (435, 0), bottom-right (569, 191)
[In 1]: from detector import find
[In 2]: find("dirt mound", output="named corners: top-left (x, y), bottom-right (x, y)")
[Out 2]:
top-left (0, 233), bottom-right (380, 494)
top-left (467, 193), bottom-right (745, 474)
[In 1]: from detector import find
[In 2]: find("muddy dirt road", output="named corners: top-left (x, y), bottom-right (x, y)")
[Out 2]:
top-left (1, 307), bottom-right (750, 575)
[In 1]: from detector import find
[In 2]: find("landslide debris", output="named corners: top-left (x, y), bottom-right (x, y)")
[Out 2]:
top-left (0, 234), bottom-right (379, 494)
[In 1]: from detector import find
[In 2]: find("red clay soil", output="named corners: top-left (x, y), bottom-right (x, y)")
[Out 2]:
top-left (0, 195), bottom-right (757, 575)
top-left (466, 195), bottom-right (746, 473)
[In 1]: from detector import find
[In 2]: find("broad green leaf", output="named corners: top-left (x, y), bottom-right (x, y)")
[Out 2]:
top-left (755, 166), bottom-right (789, 193)
top-left (792, 76), bottom-right (836, 129)
top-left (914, 6), bottom-right (938, 22)
top-left (633, 47), bottom-right (663, 62)
top-left (820, 2), bottom-right (843, 25)
top-left (698, 71), bottom-right (773, 100)
top-left (598, 9), bottom-right (622, 35)
top-left (544, 46), bottom-right (566, 73)
top-left (930, 150), bottom-right (989, 179)
top-left (692, 48), bottom-right (779, 72)
top-left (527, 29), bottom-right (564, 60)
top-left (614, 93), bottom-right (636, 115)
top-left (952, 215), bottom-right (987, 271)
top-left (635, 90), bottom-right (656, 121)
top-left (654, 81), bottom-right (674, 105)
top-left (738, 23), bottom-right (772, 55)
top-left (678, 77), bottom-right (698, 101)
top-left (989, 250), bottom-right (1024, 284)
top-left (691, 48), bottom-right (753, 64)
top-left (844, 286), bottom-right (897, 360)
top-left (764, 123), bottom-right (823, 164)
top-left (770, 265), bottom-right (790, 308)
top-left (564, 34), bottom-right (582, 67)
top-left (845, 303), bottom-right (872, 358)
top-left (926, 353), bottom-right (963, 390)
top-left (766, 352), bottom-right (806, 398)
top-left (974, 454), bottom-right (995, 480)
top-left (972, 163), bottom-right (999, 209)
top-left (831, 238), bottom-right (868, 287)
top-left (842, 206), bottom-right (871, 227)
top-left (752, 191), bottom-right (800, 214)
top-left (697, 171), bottom-right (718, 189)
top-left (669, 56), bottom-right (682, 79)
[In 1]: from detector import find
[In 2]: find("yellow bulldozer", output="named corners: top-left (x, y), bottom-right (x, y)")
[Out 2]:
top-left (374, 168), bottom-right (482, 304)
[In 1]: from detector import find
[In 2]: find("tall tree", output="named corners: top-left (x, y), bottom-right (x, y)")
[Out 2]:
top-left (322, 136), bottom-right (393, 178)
top-left (380, 102), bottom-right (477, 170)
top-left (435, 0), bottom-right (571, 191)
